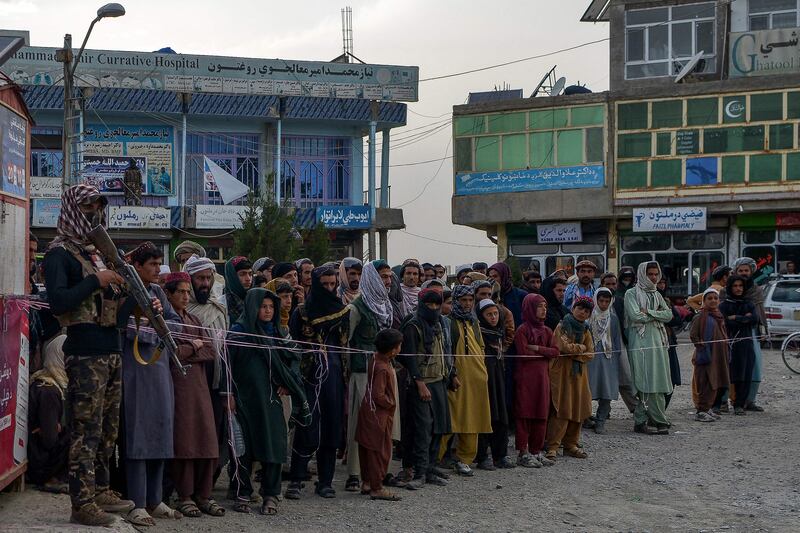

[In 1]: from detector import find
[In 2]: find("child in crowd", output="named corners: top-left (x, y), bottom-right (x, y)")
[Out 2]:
top-left (587, 288), bottom-right (624, 434)
top-left (356, 328), bottom-right (404, 501)
top-left (690, 288), bottom-right (730, 422)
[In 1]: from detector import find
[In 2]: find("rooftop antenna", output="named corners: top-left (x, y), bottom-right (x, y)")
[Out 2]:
top-left (530, 65), bottom-right (566, 97)
top-left (342, 6), bottom-right (353, 62)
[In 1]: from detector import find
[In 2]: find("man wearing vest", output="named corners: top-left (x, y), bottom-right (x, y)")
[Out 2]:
top-left (343, 261), bottom-right (393, 491)
top-left (43, 184), bottom-right (152, 526)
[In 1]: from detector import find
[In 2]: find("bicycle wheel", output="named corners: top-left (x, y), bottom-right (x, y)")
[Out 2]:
top-left (782, 333), bottom-right (800, 375)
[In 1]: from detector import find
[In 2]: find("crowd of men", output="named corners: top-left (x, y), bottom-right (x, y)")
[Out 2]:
top-left (26, 184), bottom-right (768, 526)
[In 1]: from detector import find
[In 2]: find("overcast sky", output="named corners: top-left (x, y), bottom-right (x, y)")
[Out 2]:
top-left (5, 0), bottom-right (610, 268)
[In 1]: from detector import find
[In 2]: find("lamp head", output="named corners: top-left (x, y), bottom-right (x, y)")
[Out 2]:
top-left (97, 3), bottom-right (125, 18)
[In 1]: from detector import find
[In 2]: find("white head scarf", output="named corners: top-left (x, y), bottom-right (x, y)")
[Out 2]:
top-left (633, 261), bottom-right (668, 338)
top-left (32, 335), bottom-right (68, 398)
top-left (359, 262), bottom-right (393, 328)
top-left (590, 287), bottom-right (614, 358)
top-left (184, 254), bottom-right (216, 276)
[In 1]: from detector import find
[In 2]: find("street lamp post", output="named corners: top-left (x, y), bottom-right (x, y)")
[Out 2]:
top-left (58, 3), bottom-right (126, 190)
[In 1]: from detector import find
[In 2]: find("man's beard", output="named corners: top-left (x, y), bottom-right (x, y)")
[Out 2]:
top-left (349, 281), bottom-right (359, 290)
top-left (194, 284), bottom-right (212, 304)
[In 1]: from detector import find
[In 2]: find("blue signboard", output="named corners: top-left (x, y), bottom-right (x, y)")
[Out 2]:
top-left (686, 157), bottom-right (718, 186)
top-left (454, 165), bottom-right (605, 196)
top-left (1, 103), bottom-right (27, 198)
top-left (317, 205), bottom-right (371, 229)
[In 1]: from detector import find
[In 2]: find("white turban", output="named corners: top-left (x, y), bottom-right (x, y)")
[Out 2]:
top-left (184, 254), bottom-right (216, 276)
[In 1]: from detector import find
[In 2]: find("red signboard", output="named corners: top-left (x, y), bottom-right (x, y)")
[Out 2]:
top-left (776, 213), bottom-right (800, 228)
top-left (0, 299), bottom-right (29, 490)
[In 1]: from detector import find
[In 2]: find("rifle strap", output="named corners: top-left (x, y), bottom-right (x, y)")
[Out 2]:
top-left (132, 307), bottom-right (163, 366)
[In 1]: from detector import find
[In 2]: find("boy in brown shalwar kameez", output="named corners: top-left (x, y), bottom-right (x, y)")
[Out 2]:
top-left (690, 288), bottom-right (730, 422)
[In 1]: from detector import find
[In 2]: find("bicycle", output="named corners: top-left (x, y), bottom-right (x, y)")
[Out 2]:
top-left (781, 331), bottom-right (800, 375)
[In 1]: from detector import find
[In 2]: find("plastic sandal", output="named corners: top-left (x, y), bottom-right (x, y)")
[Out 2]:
top-left (175, 500), bottom-right (201, 518)
top-left (126, 508), bottom-right (155, 527)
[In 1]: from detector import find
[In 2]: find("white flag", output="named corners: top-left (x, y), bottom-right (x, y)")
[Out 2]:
top-left (203, 156), bottom-right (250, 205)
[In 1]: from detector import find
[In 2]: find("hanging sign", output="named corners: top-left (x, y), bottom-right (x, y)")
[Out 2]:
top-left (633, 207), bottom-right (707, 232)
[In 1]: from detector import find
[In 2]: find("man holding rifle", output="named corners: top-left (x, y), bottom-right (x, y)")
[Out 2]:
top-left (43, 184), bottom-right (163, 526)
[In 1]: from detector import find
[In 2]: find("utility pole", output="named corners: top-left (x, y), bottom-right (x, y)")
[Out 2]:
top-left (56, 34), bottom-right (74, 191)
top-left (367, 101), bottom-right (378, 261)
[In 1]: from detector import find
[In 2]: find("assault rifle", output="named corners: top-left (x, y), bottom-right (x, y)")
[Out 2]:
top-left (88, 224), bottom-right (188, 376)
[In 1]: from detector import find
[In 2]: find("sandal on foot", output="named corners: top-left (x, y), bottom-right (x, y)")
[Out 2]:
top-left (232, 500), bottom-right (252, 513)
top-left (259, 496), bottom-right (278, 515)
top-left (126, 508), bottom-right (156, 527)
top-left (175, 500), bottom-right (201, 518)
top-left (565, 447), bottom-right (588, 459)
top-left (196, 499), bottom-right (225, 517)
top-left (345, 476), bottom-right (360, 492)
top-left (148, 502), bottom-right (182, 520)
top-left (545, 450), bottom-right (558, 462)
top-left (370, 489), bottom-right (402, 501)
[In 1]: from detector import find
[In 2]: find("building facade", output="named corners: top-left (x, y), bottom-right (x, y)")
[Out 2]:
top-left (452, 0), bottom-right (800, 297)
top-left (6, 32), bottom-right (414, 267)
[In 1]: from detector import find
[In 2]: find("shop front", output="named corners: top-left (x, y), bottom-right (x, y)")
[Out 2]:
top-left (507, 220), bottom-right (608, 278)
top-left (737, 212), bottom-right (800, 282)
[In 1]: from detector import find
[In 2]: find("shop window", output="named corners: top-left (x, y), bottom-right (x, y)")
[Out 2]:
top-left (789, 91), bottom-right (800, 119)
top-left (621, 253), bottom-right (653, 269)
top-left (570, 105), bottom-right (604, 127)
top-left (780, 229), bottom-right (800, 243)
top-left (749, 0), bottom-right (799, 30)
top-left (769, 123), bottom-right (794, 150)
top-left (585, 128), bottom-right (604, 163)
top-left (546, 256), bottom-right (575, 276)
top-left (455, 116), bottom-right (485, 136)
top-left (529, 109), bottom-right (568, 130)
top-left (686, 157), bottom-right (718, 185)
top-left (501, 134), bottom-right (528, 169)
top-left (563, 243), bottom-right (606, 254)
top-left (488, 112), bottom-right (526, 134)
top-left (618, 103), bottom-right (648, 130)
top-left (455, 138), bottom-right (473, 172)
top-left (692, 252), bottom-right (725, 291)
top-left (618, 133), bottom-right (652, 158)
top-left (577, 254), bottom-right (605, 273)
top-left (474, 136), bottom-right (500, 171)
top-left (655, 252), bottom-right (689, 296)
top-left (557, 129), bottom-right (584, 166)
top-left (673, 232), bottom-right (726, 250)
top-left (750, 93), bottom-right (783, 121)
top-left (687, 98), bottom-right (718, 126)
top-left (743, 230), bottom-right (775, 244)
top-left (530, 131), bottom-right (554, 167)
top-left (651, 159), bottom-right (682, 187)
top-left (617, 161), bottom-right (648, 188)
top-left (722, 156), bottom-right (746, 183)
top-left (652, 100), bottom-right (683, 129)
top-left (622, 233), bottom-right (671, 251)
top-left (515, 257), bottom-right (542, 273)
top-left (776, 246), bottom-right (800, 274)
top-left (656, 132), bottom-right (672, 156)
top-left (749, 153), bottom-right (782, 183)
top-left (742, 245), bottom-right (776, 279)
top-left (788, 153), bottom-right (800, 180)
top-left (510, 244), bottom-right (559, 255)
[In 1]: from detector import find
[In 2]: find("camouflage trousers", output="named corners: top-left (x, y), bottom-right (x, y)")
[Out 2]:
top-left (64, 353), bottom-right (122, 509)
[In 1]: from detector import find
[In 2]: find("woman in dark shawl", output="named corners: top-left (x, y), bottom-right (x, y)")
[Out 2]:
top-left (719, 275), bottom-right (758, 415)
top-left (226, 289), bottom-right (310, 515)
top-left (689, 288), bottom-right (730, 422)
top-left (541, 276), bottom-right (569, 331)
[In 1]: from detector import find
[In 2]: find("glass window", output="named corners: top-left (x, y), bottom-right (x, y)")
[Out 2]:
top-left (31, 150), bottom-right (63, 178)
top-left (686, 156), bottom-right (718, 186)
top-left (692, 252), bottom-right (726, 292)
top-left (743, 230), bottom-right (776, 244)
top-left (454, 138), bottom-right (472, 172)
top-left (695, 20), bottom-right (715, 55)
top-left (577, 254), bottom-right (605, 273)
top-left (722, 155), bottom-right (746, 183)
top-left (529, 109), bottom-right (569, 130)
top-left (510, 244), bottom-right (559, 255)
top-left (570, 106), bottom-right (604, 126)
top-left (546, 256), bottom-right (575, 277)
top-left (618, 133), bottom-right (652, 158)
top-left (618, 102), bottom-right (648, 130)
top-left (557, 129), bottom-right (584, 166)
top-left (502, 134), bottom-right (528, 169)
top-left (585, 127), bottom-right (604, 163)
top-left (652, 100), bottom-right (683, 129)
top-left (626, 27), bottom-right (645, 62)
top-left (674, 232), bottom-right (726, 250)
top-left (671, 22), bottom-right (693, 58)
top-left (621, 253), bottom-right (653, 269)
top-left (769, 123), bottom-right (794, 150)
top-left (750, 93), bottom-right (783, 121)
top-left (750, 14), bottom-right (769, 29)
top-left (520, 258), bottom-right (542, 273)
top-left (776, 245), bottom-right (800, 274)
top-left (530, 131), bottom-right (554, 167)
top-left (789, 153), bottom-right (800, 180)
top-left (455, 116), bottom-right (485, 136)
top-left (687, 98), bottom-right (718, 126)
top-left (622, 233), bottom-right (671, 251)
top-left (772, 281), bottom-right (800, 302)
top-left (648, 24), bottom-right (669, 60)
top-left (188, 132), bottom-right (261, 206)
top-left (488, 112), bottom-right (526, 134)
top-left (773, 11), bottom-right (798, 26)
top-left (704, 126), bottom-right (764, 153)
top-left (563, 243), bottom-right (606, 254)
top-left (627, 7), bottom-right (669, 25)
top-left (656, 132), bottom-right (673, 155)
top-left (656, 252), bottom-right (690, 296)
top-left (779, 230), bottom-right (800, 243)
top-left (618, 161), bottom-right (648, 189)
top-left (743, 245), bottom-right (776, 280)
top-left (651, 159), bottom-right (682, 187)
top-left (750, 0), bottom-right (797, 14)
top-left (749, 153), bottom-right (782, 182)
top-left (673, 3), bottom-right (716, 19)
top-left (788, 91), bottom-right (800, 119)
top-left (475, 136), bottom-right (500, 171)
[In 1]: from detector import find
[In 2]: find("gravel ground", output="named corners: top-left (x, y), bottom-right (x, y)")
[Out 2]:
top-left (2, 341), bottom-right (799, 532)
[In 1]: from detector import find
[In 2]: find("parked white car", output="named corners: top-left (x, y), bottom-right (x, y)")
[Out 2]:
top-left (765, 275), bottom-right (800, 339)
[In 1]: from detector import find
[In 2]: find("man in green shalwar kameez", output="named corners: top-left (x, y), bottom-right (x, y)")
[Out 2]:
top-left (225, 289), bottom-right (310, 515)
top-left (624, 262), bottom-right (673, 435)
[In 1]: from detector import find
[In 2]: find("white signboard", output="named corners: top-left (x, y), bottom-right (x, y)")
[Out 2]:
top-left (729, 28), bottom-right (800, 78)
top-left (31, 198), bottom-right (61, 228)
top-left (194, 204), bottom-right (253, 229)
top-left (12, 333), bottom-right (29, 465)
top-left (108, 206), bottom-right (170, 229)
top-left (29, 176), bottom-right (62, 198)
top-left (537, 222), bottom-right (583, 243)
top-left (633, 207), bottom-right (707, 232)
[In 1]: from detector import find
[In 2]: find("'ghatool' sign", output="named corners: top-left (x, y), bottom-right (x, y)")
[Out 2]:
top-left (5, 44), bottom-right (419, 102)
top-left (317, 205), bottom-right (371, 229)
top-left (108, 206), bottom-right (170, 230)
top-left (729, 28), bottom-right (800, 78)
top-left (537, 222), bottom-right (582, 243)
top-left (454, 165), bottom-right (604, 196)
top-left (633, 207), bottom-right (707, 232)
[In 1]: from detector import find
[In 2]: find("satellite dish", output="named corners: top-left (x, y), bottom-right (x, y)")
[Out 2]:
top-left (674, 50), bottom-right (705, 83)
top-left (531, 66), bottom-right (556, 98)
top-left (551, 77), bottom-right (566, 96)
